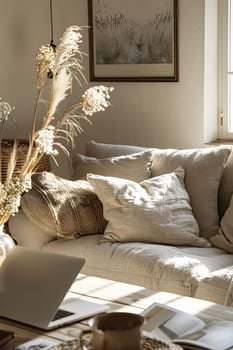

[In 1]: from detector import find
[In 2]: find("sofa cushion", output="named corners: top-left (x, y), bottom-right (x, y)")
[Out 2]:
top-left (41, 234), bottom-right (233, 298)
top-left (218, 149), bottom-right (233, 218)
top-left (85, 141), bottom-right (232, 238)
top-left (72, 150), bottom-right (153, 182)
top-left (21, 172), bottom-right (107, 238)
top-left (210, 192), bottom-right (233, 253)
top-left (9, 210), bottom-right (57, 248)
top-left (9, 204), bottom-right (233, 302)
top-left (151, 146), bottom-right (232, 238)
top-left (225, 277), bottom-right (233, 307)
top-left (85, 139), bottom-right (148, 158)
top-left (195, 266), bottom-right (233, 305)
top-left (87, 168), bottom-right (209, 247)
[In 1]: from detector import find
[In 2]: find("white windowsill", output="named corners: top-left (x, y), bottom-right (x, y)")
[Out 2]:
top-left (206, 139), bottom-right (233, 145)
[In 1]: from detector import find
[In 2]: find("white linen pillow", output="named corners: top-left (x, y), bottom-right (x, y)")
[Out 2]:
top-left (87, 168), bottom-right (210, 247)
top-left (72, 150), bottom-right (154, 182)
top-left (210, 194), bottom-right (233, 253)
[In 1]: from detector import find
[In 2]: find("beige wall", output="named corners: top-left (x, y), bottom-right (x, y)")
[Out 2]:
top-left (0, 0), bottom-right (217, 177)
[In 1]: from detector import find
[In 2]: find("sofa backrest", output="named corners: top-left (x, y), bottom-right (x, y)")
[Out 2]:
top-left (85, 140), bottom-right (147, 158)
top-left (85, 140), bottom-right (233, 225)
top-left (218, 149), bottom-right (233, 219)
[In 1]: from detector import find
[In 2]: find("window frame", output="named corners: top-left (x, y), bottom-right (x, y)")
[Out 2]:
top-left (219, 0), bottom-right (233, 139)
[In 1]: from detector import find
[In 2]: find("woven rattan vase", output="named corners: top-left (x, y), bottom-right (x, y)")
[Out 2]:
top-left (1, 139), bottom-right (51, 182)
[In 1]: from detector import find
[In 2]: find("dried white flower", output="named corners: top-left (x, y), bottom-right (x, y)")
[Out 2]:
top-left (0, 174), bottom-right (31, 218)
top-left (82, 86), bottom-right (114, 116)
top-left (54, 26), bottom-right (84, 78)
top-left (35, 126), bottom-right (58, 155)
top-left (0, 99), bottom-right (14, 122)
top-left (35, 44), bottom-right (56, 89)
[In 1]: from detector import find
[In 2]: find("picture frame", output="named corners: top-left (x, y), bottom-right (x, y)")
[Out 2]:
top-left (88, 0), bottom-right (179, 82)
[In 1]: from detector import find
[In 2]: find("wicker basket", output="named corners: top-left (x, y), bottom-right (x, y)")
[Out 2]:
top-left (0, 139), bottom-right (51, 183)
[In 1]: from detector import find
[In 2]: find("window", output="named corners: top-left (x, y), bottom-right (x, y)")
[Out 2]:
top-left (219, 0), bottom-right (233, 139)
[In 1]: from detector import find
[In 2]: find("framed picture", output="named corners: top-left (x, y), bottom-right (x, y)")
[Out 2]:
top-left (88, 0), bottom-right (178, 82)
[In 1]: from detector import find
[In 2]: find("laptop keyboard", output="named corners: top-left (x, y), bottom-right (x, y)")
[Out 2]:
top-left (52, 309), bottom-right (74, 321)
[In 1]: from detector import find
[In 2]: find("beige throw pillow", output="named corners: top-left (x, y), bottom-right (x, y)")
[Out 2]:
top-left (21, 172), bottom-right (107, 238)
top-left (210, 194), bottom-right (233, 253)
top-left (151, 146), bottom-right (232, 238)
top-left (87, 168), bottom-right (210, 247)
top-left (72, 150), bottom-right (154, 182)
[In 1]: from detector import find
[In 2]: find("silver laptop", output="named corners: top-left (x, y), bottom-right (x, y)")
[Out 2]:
top-left (0, 246), bottom-right (108, 330)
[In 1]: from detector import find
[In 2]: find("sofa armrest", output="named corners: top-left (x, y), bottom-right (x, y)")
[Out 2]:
top-left (8, 210), bottom-right (57, 249)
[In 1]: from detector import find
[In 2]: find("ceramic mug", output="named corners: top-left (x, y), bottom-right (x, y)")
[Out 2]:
top-left (80, 312), bottom-right (144, 350)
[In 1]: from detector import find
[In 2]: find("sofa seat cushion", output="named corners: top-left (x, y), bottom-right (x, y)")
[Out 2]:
top-left (41, 235), bottom-right (233, 299)
top-left (195, 266), bottom-right (233, 305)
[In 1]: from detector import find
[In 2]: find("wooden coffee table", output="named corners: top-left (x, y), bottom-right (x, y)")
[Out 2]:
top-left (1, 274), bottom-right (233, 349)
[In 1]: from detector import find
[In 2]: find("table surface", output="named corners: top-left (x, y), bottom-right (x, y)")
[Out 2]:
top-left (1, 274), bottom-right (233, 348)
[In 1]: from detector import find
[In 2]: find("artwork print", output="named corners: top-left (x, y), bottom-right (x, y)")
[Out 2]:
top-left (88, 0), bottom-right (178, 81)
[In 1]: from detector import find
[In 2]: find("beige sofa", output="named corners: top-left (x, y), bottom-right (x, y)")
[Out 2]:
top-left (8, 140), bottom-right (233, 306)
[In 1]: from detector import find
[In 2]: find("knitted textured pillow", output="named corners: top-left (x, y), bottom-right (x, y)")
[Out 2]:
top-left (21, 172), bottom-right (107, 238)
